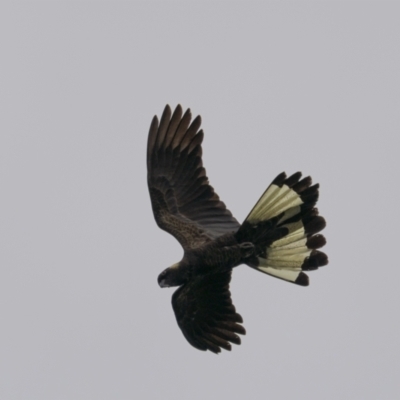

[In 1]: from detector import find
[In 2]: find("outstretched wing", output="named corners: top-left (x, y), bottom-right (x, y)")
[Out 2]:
top-left (147, 105), bottom-right (240, 250)
top-left (172, 271), bottom-right (245, 354)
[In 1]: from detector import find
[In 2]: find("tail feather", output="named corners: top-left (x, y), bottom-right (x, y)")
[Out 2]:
top-left (236, 172), bottom-right (328, 286)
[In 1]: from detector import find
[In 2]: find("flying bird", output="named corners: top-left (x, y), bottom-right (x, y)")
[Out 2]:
top-left (147, 105), bottom-right (328, 354)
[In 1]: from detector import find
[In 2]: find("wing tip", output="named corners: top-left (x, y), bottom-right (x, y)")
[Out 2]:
top-left (192, 114), bottom-right (202, 127)
top-left (150, 114), bottom-right (159, 128)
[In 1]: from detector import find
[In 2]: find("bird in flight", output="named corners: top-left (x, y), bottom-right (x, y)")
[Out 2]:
top-left (147, 105), bottom-right (328, 354)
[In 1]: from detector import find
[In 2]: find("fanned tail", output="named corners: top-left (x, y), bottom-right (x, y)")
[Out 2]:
top-left (235, 172), bottom-right (328, 286)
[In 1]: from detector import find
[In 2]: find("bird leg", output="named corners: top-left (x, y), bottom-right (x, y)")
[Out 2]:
top-left (239, 242), bottom-right (255, 259)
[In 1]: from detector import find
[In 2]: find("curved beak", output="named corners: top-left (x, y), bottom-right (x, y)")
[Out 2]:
top-left (158, 278), bottom-right (169, 288)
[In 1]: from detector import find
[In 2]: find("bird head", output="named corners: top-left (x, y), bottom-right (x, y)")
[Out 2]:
top-left (157, 262), bottom-right (186, 288)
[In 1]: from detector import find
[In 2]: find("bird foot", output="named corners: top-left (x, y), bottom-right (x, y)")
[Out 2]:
top-left (239, 242), bottom-right (255, 258)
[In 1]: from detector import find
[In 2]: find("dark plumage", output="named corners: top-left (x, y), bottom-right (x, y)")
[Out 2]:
top-left (147, 105), bottom-right (328, 353)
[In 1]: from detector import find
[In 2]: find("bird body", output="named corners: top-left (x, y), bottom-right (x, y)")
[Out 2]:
top-left (158, 233), bottom-right (255, 288)
top-left (147, 105), bottom-right (328, 353)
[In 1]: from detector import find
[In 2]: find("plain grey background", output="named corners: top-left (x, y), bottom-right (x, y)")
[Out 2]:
top-left (1, 1), bottom-right (399, 399)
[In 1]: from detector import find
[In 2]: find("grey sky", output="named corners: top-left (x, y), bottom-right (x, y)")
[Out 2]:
top-left (1, 1), bottom-right (399, 399)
